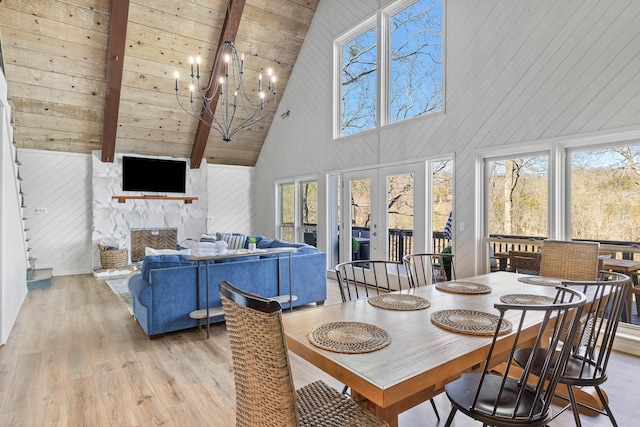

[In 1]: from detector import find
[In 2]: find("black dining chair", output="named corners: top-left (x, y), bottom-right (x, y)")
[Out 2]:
top-left (334, 260), bottom-right (410, 301)
top-left (334, 259), bottom-right (440, 419)
top-left (513, 271), bottom-right (630, 426)
top-left (402, 253), bottom-right (455, 287)
top-left (444, 285), bottom-right (587, 427)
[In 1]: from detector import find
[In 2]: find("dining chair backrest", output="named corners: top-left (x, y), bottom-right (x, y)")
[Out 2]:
top-left (444, 286), bottom-right (587, 427)
top-left (334, 260), bottom-right (408, 302)
top-left (563, 271), bottom-right (629, 379)
top-left (402, 253), bottom-right (456, 287)
top-left (511, 271), bottom-right (630, 426)
top-left (539, 240), bottom-right (600, 281)
top-left (219, 280), bottom-right (390, 427)
top-left (508, 250), bottom-right (541, 275)
top-left (219, 280), bottom-right (300, 426)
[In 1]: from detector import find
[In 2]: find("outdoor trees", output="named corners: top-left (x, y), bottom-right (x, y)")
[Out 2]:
top-left (487, 145), bottom-right (640, 244)
top-left (340, 0), bottom-right (443, 136)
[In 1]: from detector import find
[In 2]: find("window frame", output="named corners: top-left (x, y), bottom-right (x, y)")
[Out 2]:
top-left (275, 175), bottom-right (319, 243)
top-left (334, 0), bottom-right (445, 139)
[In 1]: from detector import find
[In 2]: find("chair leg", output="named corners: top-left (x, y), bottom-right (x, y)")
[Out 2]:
top-left (429, 398), bottom-right (440, 420)
top-left (444, 407), bottom-right (457, 427)
top-left (341, 384), bottom-right (349, 395)
top-left (595, 385), bottom-right (619, 427)
top-left (566, 385), bottom-right (583, 427)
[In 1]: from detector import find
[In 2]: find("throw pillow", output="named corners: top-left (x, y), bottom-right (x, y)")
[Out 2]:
top-left (217, 233), bottom-right (247, 250)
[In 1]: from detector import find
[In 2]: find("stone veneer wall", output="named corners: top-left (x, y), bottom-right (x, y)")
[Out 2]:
top-left (91, 151), bottom-right (207, 269)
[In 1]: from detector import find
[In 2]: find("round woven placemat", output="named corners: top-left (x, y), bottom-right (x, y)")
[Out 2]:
top-left (500, 294), bottom-right (556, 305)
top-left (431, 309), bottom-right (512, 336)
top-left (517, 276), bottom-right (563, 286)
top-left (368, 294), bottom-right (431, 311)
top-left (435, 281), bottom-right (492, 295)
top-left (307, 322), bottom-right (391, 354)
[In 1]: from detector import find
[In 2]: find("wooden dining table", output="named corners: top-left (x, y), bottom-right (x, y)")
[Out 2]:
top-left (283, 271), bottom-right (574, 426)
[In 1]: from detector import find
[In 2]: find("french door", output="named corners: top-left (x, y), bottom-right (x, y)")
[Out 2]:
top-left (338, 163), bottom-right (426, 263)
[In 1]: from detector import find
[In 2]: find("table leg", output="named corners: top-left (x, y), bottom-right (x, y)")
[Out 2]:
top-left (205, 260), bottom-right (210, 339)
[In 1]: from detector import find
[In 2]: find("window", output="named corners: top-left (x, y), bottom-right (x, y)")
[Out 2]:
top-left (486, 155), bottom-right (549, 238)
top-left (341, 27), bottom-right (378, 136)
top-left (279, 183), bottom-right (295, 241)
top-left (277, 179), bottom-right (318, 244)
top-left (431, 159), bottom-right (452, 252)
top-left (390, 0), bottom-right (443, 122)
top-left (337, 0), bottom-right (444, 137)
top-left (569, 145), bottom-right (640, 242)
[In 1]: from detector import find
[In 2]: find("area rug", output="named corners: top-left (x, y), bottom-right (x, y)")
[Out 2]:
top-left (105, 279), bottom-right (134, 315)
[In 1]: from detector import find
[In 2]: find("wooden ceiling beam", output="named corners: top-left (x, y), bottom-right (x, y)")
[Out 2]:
top-left (101, 0), bottom-right (130, 163)
top-left (189, 0), bottom-right (246, 169)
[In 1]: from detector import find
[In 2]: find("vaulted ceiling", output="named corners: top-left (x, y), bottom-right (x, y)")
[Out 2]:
top-left (0, 0), bottom-right (319, 167)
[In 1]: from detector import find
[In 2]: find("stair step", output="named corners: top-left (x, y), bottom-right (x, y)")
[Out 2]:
top-left (27, 268), bottom-right (53, 290)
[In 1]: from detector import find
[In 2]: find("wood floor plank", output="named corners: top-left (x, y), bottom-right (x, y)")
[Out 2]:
top-left (0, 273), bottom-right (638, 426)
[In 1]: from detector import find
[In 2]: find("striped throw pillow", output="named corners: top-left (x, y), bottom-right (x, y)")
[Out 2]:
top-left (218, 233), bottom-right (247, 250)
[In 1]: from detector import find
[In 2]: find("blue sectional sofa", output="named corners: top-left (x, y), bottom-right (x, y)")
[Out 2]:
top-left (128, 237), bottom-right (327, 338)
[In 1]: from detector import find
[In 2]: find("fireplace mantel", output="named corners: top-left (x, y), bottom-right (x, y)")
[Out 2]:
top-left (112, 195), bottom-right (198, 204)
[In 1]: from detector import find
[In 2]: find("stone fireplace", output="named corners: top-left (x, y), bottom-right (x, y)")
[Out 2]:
top-left (91, 151), bottom-right (207, 269)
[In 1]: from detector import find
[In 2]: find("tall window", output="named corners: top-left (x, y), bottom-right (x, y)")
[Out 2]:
top-left (301, 180), bottom-right (318, 245)
top-left (487, 155), bottom-right (549, 238)
top-left (432, 159), bottom-right (452, 251)
top-left (337, 0), bottom-right (443, 137)
top-left (390, 0), bottom-right (443, 122)
top-left (279, 183), bottom-right (295, 241)
top-left (341, 27), bottom-right (377, 136)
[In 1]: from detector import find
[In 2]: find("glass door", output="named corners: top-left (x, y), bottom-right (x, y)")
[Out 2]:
top-left (342, 170), bottom-right (377, 262)
top-left (378, 163), bottom-right (425, 261)
top-left (339, 164), bottom-right (425, 263)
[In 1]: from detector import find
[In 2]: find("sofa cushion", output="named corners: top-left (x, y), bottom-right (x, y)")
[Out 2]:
top-left (270, 239), bottom-right (305, 248)
top-left (294, 245), bottom-right (318, 254)
top-left (256, 236), bottom-right (273, 249)
top-left (141, 255), bottom-right (195, 282)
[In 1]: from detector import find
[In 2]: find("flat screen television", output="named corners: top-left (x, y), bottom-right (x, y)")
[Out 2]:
top-left (122, 156), bottom-right (186, 193)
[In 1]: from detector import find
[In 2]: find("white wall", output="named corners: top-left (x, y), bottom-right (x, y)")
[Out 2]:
top-left (255, 0), bottom-right (640, 276)
top-left (206, 165), bottom-right (255, 235)
top-left (20, 149), bottom-right (93, 275)
top-left (1, 70), bottom-right (28, 345)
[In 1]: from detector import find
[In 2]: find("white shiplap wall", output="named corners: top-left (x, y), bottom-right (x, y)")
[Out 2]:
top-left (206, 165), bottom-right (255, 235)
top-left (20, 149), bottom-right (93, 275)
top-left (255, 0), bottom-right (640, 276)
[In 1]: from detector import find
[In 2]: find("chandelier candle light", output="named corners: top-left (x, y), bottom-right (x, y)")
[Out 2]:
top-left (174, 41), bottom-right (277, 142)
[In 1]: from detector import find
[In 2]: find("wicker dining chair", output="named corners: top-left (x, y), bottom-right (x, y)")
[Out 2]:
top-left (218, 280), bottom-right (389, 427)
top-left (513, 271), bottom-right (630, 426)
top-left (539, 240), bottom-right (600, 281)
top-left (402, 253), bottom-right (456, 287)
top-left (334, 259), bottom-right (440, 419)
top-left (444, 286), bottom-right (587, 427)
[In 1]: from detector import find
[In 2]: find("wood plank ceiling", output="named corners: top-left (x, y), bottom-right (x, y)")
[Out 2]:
top-left (0, 0), bottom-right (319, 167)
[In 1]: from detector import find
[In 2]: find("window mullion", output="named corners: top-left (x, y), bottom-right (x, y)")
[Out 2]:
top-left (379, 11), bottom-right (389, 128)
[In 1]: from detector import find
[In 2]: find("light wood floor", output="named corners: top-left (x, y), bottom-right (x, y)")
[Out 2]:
top-left (1, 274), bottom-right (639, 426)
